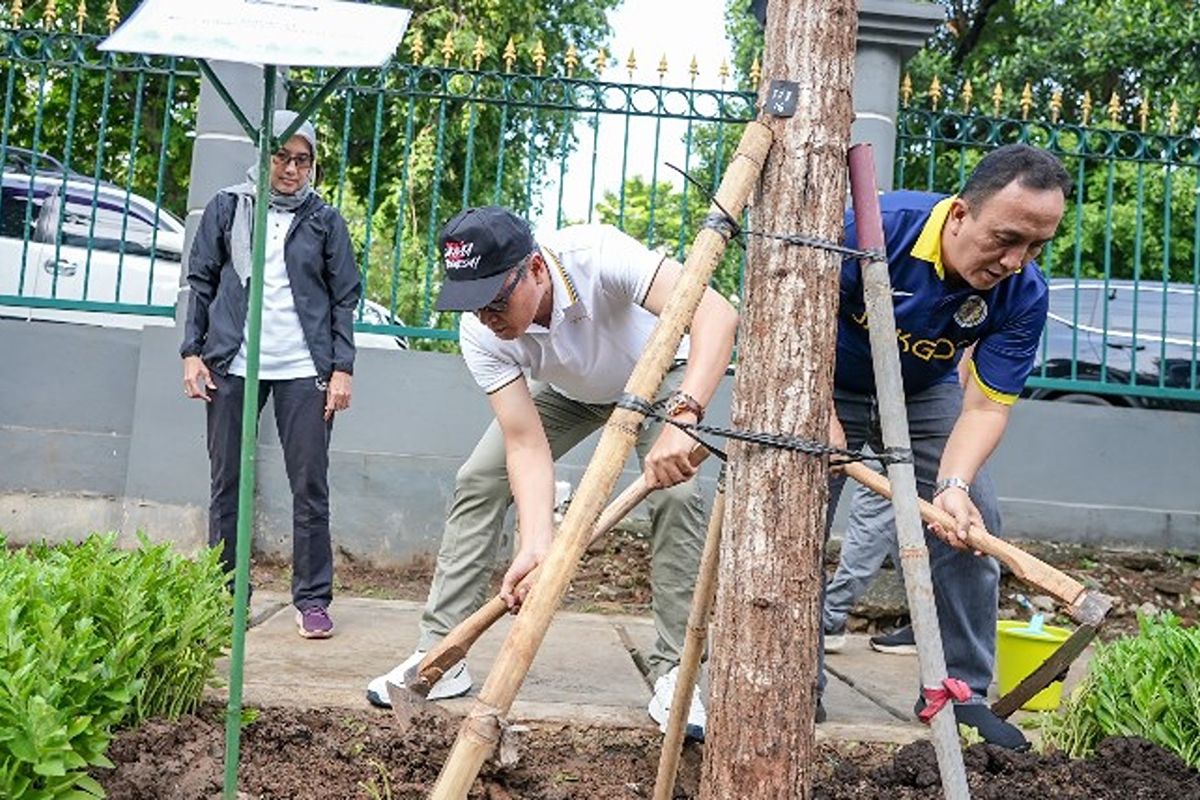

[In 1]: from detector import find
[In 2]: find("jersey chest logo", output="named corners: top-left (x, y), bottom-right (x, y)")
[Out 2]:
top-left (954, 295), bottom-right (988, 328)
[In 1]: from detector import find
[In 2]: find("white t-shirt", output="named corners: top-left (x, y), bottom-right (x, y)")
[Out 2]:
top-left (230, 209), bottom-right (318, 380)
top-left (459, 224), bottom-right (687, 404)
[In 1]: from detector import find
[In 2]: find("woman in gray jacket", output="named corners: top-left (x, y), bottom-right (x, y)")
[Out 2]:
top-left (181, 109), bottom-right (361, 639)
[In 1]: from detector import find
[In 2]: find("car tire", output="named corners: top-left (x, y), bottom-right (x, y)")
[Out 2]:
top-left (1054, 393), bottom-right (1114, 406)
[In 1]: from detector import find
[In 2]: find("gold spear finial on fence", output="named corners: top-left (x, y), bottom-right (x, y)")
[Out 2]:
top-left (565, 44), bottom-right (578, 78)
top-left (991, 81), bottom-right (1004, 116)
top-left (1081, 90), bottom-right (1093, 126)
top-left (959, 79), bottom-right (973, 113)
top-left (688, 55), bottom-right (699, 84)
top-left (1168, 99), bottom-right (1180, 134)
top-left (409, 35), bottom-right (425, 63)
top-left (532, 39), bottom-right (546, 75)
top-left (1020, 81), bottom-right (1033, 120)
top-left (503, 36), bottom-right (517, 73)
top-left (657, 53), bottom-right (668, 80)
top-left (472, 35), bottom-right (485, 70)
top-left (42, 0), bottom-right (58, 28)
top-left (75, 0), bottom-right (86, 33)
top-left (901, 73), bottom-right (913, 107)
top-left (10, 0), bottom-right (24, 27)
top-left (594, 47), bottom-right (608, 73)
top-left (626, 49), bottom-right (637, 80)
top-left (1138, 89), bottom-right (1150, 132)
top-left (105, 0), bottom-right (118, 31)
top-left (718, 59), bottom-right (729, 85)
top-left (1107, 90), bottom-right (1121, 124)
top-left (440, 30), bottom-right (455, 66)
top-left (750, 56), bottom-right (761, 89)
top-left (929, 75), bottom-right (943, 111)
top-left (1050, 89), bottom-right (1063, 124)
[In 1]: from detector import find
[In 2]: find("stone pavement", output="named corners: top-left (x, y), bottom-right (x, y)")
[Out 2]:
top-left (218, 592), bottom-right (1091, 745)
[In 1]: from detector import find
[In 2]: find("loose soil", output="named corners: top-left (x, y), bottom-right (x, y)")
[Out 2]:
top-left (254, 530), bottom-right (1200, 639)
top-left (95, 703), bottom-right (1200, 799)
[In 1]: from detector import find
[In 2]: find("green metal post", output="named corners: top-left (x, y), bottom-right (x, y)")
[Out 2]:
top-left (222, 62), bottom-right (277, 800)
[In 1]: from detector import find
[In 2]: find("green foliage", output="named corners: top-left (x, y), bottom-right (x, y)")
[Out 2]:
top-left (1042, 613), bottom-right (1200, 768)
top-left (907, 1), bottom-right (1200, 127)
top-left (0, 534), bottom-right (231, 799)
top-left (596, 121), bottom-right (750, 303)
top-left (294, 0), bottom-right (619, 331)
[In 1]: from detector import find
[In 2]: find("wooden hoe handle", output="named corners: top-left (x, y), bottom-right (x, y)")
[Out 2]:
top-left (842, 461), bottom-right (1086, 608)
top-left (412, 446), bottom-right (711, 690)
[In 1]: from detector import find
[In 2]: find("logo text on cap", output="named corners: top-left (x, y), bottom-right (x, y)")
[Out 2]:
top-left (445, 240), bottom-right (481, 271)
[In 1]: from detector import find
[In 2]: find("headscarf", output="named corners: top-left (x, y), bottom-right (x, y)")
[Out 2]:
top-left (221, 109), bottom-right (318, 284)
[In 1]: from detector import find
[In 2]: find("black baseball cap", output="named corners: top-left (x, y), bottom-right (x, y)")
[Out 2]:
top-left (434, 206), bottom-right (536, 312)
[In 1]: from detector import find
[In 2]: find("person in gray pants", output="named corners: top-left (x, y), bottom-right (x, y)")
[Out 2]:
top-left (821, 144), bottom-right (1071, 749)
top-left (366, 207), bottom-right (737, 742)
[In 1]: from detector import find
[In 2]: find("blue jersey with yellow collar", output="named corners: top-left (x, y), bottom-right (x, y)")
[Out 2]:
top-left (835, 191), bottom-right (1049, 404)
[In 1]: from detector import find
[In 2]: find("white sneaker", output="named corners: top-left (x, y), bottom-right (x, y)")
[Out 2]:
top-left (824, 627), bottom-right (847, 654)
top-left (365, 650), bottom-right (472, 708)
top-left (647, 665), bottom-right (707, 741)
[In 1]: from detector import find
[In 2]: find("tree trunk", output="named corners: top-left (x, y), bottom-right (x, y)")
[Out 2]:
top-left (700, 3), bottom-right (857, 798)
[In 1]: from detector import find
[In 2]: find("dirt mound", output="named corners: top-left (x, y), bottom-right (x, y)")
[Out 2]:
top-left (95, 704), bottom-right (1200, 799)
top-left (820, 737), bottom-right (1200, 800)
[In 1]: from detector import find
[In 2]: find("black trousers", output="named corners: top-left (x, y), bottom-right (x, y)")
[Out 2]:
top-left (206, 371), bottom-right (334, 609)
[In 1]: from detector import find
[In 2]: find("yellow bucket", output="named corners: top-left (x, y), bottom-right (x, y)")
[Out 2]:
top-left (996, 619), bottom-right (1073, 711)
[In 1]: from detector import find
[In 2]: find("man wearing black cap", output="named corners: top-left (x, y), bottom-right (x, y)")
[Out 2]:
top-left (367, 207), bottom-right (738, 740)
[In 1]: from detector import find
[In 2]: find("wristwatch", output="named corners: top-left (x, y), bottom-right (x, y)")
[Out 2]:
top-left (663, 390), bottom-right (704, 423)
top-left (934, 476), bottom-right (971, 498)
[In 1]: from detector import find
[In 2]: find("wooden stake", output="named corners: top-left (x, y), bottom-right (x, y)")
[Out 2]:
top-left (653, 472), bottom-right (726, 800)
top-left (429, 121), bottom-right (774, 800)
top-left (847, 144), bottom-right (970, 799)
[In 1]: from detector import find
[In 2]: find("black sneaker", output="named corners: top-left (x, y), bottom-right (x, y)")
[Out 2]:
top-left (816, 699), bottom-right (827, 724)
top-left (952, 704), bottom-right (1030, 751)
top-left (869, 624), bottom-right (917, 655)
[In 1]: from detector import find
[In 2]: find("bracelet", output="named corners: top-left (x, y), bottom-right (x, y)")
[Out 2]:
top-left (934, 476), bottom-right (971, 498)
top-left (663, 390), bottom-right (704, 423)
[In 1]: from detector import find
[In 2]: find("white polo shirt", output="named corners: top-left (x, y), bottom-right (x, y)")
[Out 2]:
top-left (459, 224), bottom-right (687, 405)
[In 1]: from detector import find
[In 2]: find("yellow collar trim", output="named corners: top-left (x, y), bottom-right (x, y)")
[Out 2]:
top-left (911, 197), bottom-right (955, 280)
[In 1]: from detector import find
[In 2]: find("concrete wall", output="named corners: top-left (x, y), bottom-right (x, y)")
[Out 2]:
top-left (3, 316), bottom-right (1198, 561)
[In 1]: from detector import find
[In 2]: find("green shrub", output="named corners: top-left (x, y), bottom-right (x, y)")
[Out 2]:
top-left (1042, 612), bottom-right (1200, 768)
top-left (0, 534), bottom-right (231, 798)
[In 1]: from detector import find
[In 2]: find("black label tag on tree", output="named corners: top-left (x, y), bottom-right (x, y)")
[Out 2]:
top-left (766, 79), bottom-right (799, 117)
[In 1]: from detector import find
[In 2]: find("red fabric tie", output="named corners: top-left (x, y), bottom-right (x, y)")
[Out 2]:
top-left (918, 678), bottom-right (972, 723)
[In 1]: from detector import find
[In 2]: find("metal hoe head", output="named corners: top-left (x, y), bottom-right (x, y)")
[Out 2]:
top-left (991, 590), bottom-right (1115, 719)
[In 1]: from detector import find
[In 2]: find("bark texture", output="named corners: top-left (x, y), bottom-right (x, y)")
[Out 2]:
top-left (700, 3), bottom-right (858, 798)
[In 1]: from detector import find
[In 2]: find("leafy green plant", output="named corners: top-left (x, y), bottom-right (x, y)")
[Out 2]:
top-left (1042, 612), bottom-right (1200, 768)
top-left (0, 534), bottom-right (231, 798)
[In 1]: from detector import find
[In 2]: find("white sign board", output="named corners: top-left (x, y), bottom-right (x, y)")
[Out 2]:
top-left (100, 0), bottom-right (411, 68)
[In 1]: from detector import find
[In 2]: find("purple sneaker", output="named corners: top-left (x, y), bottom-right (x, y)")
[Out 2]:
top-left (296, 606), bottom-right (334, 639)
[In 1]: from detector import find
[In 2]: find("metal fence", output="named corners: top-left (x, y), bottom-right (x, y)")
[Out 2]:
top-left (0, 27), bottom-right (753, 345)
top-left (896, 84), bottom-right (1200, 409)
top-left (3, 24), bottom-right (1199, 408)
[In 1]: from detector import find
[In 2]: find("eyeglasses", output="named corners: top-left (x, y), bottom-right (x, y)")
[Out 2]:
top-left (476, 262), bottom-right (528, 315)
top-left (271, 150), bottom-right (313, 170)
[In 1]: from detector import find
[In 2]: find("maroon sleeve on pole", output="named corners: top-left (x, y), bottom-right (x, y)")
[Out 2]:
top-left (847, 144), bottom-right (885, 255)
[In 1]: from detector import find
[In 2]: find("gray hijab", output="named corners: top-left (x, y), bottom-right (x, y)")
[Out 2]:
top-left (221, 109), bottom-right (318, 284)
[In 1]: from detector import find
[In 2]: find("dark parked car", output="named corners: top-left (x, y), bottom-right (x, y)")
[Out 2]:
top-left (1025, 278), bottom-right (1200, 411)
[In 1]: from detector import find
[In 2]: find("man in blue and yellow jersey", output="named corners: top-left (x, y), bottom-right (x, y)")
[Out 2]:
top-left (824, 144), bottom-right (1072, 749)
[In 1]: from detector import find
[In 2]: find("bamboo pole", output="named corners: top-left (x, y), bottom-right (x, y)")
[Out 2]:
top-left (847, 144), bottom-right (970, 800)
top-left (653, 472), bottom-right (725, 800)
top-left (429, 121), bottom-right (774, 799)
